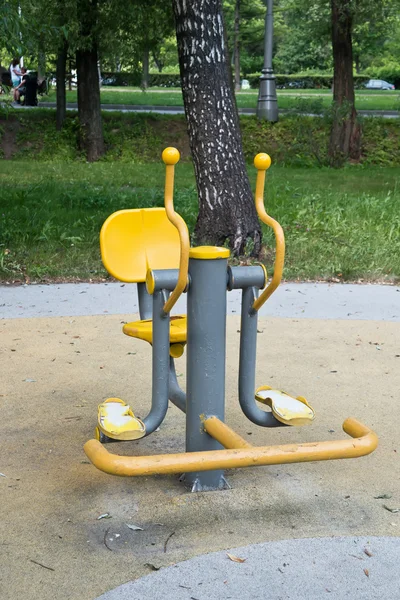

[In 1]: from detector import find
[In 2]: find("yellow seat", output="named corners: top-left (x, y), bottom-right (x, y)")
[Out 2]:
top-left (100, 207), bottom-right (187, 353)
top-left (100, 207), bottom-right (182, 283)
top-left (123, 315), bottom-right (187, 344)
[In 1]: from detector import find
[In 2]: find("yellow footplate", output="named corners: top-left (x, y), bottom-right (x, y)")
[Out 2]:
top-left (255, 386), bottom-right (315, 426)
top-left (96, 398), bottom-right (146, 441)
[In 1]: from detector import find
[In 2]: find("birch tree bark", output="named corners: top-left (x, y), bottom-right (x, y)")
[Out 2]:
top-left (172, 0), bottom-right (261, 256)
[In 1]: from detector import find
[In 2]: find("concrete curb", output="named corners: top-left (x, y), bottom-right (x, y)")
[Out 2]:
top-left (96, 536), bottom-right (400, 600)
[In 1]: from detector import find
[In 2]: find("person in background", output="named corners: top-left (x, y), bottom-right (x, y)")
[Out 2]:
top-left (10, 58), bottom-right (23, 101)
top-left (14, 67), bottom-right (28, 104)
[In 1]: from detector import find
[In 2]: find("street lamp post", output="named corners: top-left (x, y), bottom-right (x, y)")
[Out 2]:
top-left (256, 0), bottom-right (278, 122)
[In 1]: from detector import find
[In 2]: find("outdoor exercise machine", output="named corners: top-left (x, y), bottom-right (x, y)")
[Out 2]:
top-left (84, 147), bottom-right (378, 491)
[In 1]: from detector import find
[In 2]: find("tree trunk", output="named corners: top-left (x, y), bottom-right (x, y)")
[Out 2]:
top-left (141, 48), bottom-right (149, 89)
top-left (38, 33), bottom-right (46, 79)
top-left (172, 0), bottom-right (261, 256)
top-left (329, 0), bottom-right (361, 167)
top-left (56, 39), bottom-right (68, 131)
top-left (152, 51), bottom-right (163, 73)
top-left (234, 0), bottom-right (241, 92)
top-left (76, 0), bottom-right (104, 162)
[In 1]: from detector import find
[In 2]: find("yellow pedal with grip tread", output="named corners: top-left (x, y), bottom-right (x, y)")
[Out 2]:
top-left (97, 398), bottom-right (146, 441)
top-left (255, 386), bottom-right (315, 426)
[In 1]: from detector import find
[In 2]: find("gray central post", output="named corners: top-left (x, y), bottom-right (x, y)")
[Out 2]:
top-left (185, 247), bottom-right (230, 492)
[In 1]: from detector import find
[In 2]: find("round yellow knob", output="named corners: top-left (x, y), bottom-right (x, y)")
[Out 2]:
top-left (162, 147), bottom-right (180, 165)
top-left (254, 153), bottom-right (272, 171)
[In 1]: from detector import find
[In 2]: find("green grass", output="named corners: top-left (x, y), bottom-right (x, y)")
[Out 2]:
top-left (45, 87), bottom-right (400, 111)
top-left (1, 161), bottom-right (399, 283)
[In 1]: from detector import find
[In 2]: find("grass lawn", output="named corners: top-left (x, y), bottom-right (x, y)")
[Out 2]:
top-left (45, 87), bottom-right (400, 111)
top-left (1, 161), bottom-right (399, 283)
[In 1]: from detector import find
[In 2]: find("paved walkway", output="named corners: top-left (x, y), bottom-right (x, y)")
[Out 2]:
top-left (97, 536), bottom-right (400, 600)
top-left (1, 281), bottom-right (399, 321)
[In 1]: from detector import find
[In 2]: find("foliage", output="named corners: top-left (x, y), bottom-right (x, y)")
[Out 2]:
top-left (2, 109), bottom-right (400, 167)
top-left (100, 71), bottom-right (180, 87)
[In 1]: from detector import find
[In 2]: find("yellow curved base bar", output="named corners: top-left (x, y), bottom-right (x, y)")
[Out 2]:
top-left (84, 418), bottom-right (377, 477)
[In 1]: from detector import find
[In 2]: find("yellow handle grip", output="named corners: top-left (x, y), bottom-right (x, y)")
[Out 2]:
top-left (252, 153), bottom-right (285, 312)
top-left (161, 147), bottom-right (190, 314)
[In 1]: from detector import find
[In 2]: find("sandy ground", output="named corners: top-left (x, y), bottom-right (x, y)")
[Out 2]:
top-left (1, 315), bottom-right (399, 600)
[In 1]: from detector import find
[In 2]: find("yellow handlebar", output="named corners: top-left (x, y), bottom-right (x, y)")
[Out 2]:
top-left (252, 153), bottom-right (285, 312)
top-left (161, 147), bottom-right (190, 314)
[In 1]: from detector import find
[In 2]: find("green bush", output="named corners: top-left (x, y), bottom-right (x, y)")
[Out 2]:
top-left (100, 71), bottom-right (142, 86)
top-left (148, 73), bottom-right (181, 87)
top-left (245, 72), bottom-right (370, 90)
top-left (100, 72), bottom-right (182, 88)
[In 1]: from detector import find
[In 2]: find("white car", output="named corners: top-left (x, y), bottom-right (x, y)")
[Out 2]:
top-left (365, 79), bottom-right (395, 90)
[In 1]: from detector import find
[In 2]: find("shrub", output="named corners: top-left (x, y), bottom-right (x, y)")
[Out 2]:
top-left (100, 72), bottom-right (181, 88)
top-left (246, 72), bottom-right (370, 90)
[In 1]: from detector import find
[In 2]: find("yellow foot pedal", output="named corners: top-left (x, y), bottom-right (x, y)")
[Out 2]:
top-left (96, 398), bottom-right (146, 441)
top-left (255, 386), bottom-right (315, 426)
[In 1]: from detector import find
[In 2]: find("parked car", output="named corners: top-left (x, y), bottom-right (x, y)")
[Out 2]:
top-left (365, 79), bottom-right (395, 90)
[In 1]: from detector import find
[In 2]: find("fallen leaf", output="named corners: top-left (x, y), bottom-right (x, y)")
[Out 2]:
top-left (144, 563), bottom-right (160, 571)
top-left (364, 569), bottom-right (369, 578)
top-left (364, 548), bottom-right (373, 557)
top-left (226, 553), bottom-right (246, 563)
top-left (383, 505), bottom-right (400, 513)
top-left (126, 523), bottom-right (143, 531)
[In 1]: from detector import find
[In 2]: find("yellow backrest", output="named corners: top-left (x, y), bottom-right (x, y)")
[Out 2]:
top-left (100, 207), bottom-right (181, 283)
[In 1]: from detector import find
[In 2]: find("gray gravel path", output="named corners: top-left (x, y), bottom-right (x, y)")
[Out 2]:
top-left (1, 282), bottom-right (399, 321)
top-left (96, 536), bottom-right (400, 600)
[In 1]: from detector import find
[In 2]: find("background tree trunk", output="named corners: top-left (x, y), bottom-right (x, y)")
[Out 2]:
top-left (172, 0), bottom-right (261, 256)
top-left (329, 0), bottom-right (361, 167)
top-left (234, 0), bottom-right (241, 92)
top-left (141, 48), bottom-right (149, 89)
top-left (56, 40), bottom-right (68, 131)
top-left (76, 0), bottom-right (104, 162)
top-left (38, 33), bottom-right (46, 79)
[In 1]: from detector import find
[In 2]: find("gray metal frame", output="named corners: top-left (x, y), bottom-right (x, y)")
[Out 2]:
top-left (135, 262), bottom-right (283, 491)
